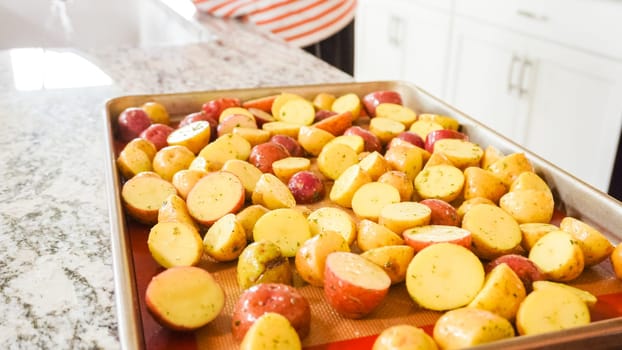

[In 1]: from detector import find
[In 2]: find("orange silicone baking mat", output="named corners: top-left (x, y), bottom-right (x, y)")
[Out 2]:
top-left (104, 81), bottom-right (622, 349)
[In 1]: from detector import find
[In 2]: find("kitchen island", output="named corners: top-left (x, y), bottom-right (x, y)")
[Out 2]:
top-left (0, 16), bottom-right (351, 348)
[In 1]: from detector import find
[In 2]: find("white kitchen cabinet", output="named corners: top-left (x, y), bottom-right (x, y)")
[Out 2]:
top-left (354, 0), bottom-right (453, 98)
top-left (446, 17), bottom-right (622, 191)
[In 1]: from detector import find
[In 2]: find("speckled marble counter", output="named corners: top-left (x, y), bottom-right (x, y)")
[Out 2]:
top-left (0, 18), bottom-right (351, 349)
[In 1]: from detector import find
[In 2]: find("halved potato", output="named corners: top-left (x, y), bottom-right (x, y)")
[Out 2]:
top-left (203, 213), bottom-right (247, 262)
top-left (147, 221), bottom-right (203, 268)
top-left (121, 174), bottom-right (177, 225)
top-left (145, 266), bottom-right (225, 331)
top-left (361, 245), bottom-right (415, 284)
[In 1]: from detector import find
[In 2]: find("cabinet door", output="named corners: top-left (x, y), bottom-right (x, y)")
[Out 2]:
top-left (446, 19), bottom-right (528, 141)
top-left (354, 0), bottom-right (404, 81)
top-left (521, 41), bottom-right (622, 191)
top-left (401, 4), bottom-right (452, 97)
top-left (355, 0), bottom-right (452, 97)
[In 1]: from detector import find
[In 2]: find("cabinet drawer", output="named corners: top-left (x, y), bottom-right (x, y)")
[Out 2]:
top-left (455, 0), bottom-right (622, 60)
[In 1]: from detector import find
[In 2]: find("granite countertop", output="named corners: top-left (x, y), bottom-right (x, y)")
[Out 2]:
top-left (0, 17), bottom-right (351, 348)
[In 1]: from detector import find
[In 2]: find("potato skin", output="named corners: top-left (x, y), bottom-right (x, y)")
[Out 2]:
top-left (419, 199), bottom-right (461, 226)
top-left (486, 254), bottom-right (544, 292)
top-left (231, 283), bottom-right (310, 342)
top-left (249, 142), bottom-right (290, 174)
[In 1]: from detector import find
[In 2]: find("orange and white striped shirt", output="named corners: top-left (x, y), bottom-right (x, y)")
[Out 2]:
top-left (192, 0), bottom-right (357, 48)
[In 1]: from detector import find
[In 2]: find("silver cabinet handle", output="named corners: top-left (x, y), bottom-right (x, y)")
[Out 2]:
top-left (388, 15), bottom-right (403, 46)
top-left (517, 9), bottom-right (549, 22)
top-left (508, 54), bottom-right (521, 93)
top-left (518, 58), bottom-right (533, 97)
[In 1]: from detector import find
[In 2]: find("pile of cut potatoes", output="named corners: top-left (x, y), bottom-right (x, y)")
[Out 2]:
top-left (116, 89), bottom-right (622, 350)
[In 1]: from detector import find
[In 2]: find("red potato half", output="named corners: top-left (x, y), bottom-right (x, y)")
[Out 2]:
top-left (231, 283), bottom-right (311, 342)
top-left (419, 198), bottom-right (461, 226)
top-left (403, 225), bottom-right (472, 253)
top-left (424, 129), bottom-right (468, 153)
top-left (324, 251), bottom-right (391, 319)
top-left (344, 126), bottom-right (383, 153)
top-left (362, 90), bottom-right (403, 117)
top-left (117, 107), bottom-right (152, 142)
top-left (249, 142), bottom-right (291, 174)
top-left (139, 123), bottom-right (174, 151)
top-left (270, 134), bottom-right (305, 157)
top-left (145, 266), bottom-right (225, 331)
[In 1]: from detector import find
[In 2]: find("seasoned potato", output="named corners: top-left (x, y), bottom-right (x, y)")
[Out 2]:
top-left (417, 113), bottom-right (459, 131)
top-left (167, 120), bottom-right (212, 154)
top-left (415, 164), bottom-right (465, 203)
top-left (462, 166), bottom-right (507, 202)
top-left (297, 125), bottom-right (335, 156)
top-left (406, 243), bottom-right (485, 311)
top-left (330, 164), bottom-right (372, 208)
top-left (373, 324), bottom-right (438, 350)
top-left (198, 133), bottom-right (252, 169)
top-left (361, 245), bottom-right (415, 284)
top-left (332, 93), bottom-right (362, 120)
top-left (252, 173), bottom-right (296, 210)
top-left (357, 219), bottom-right (404, 252)
top-left (232, 283), bottom-right (311, 342)
top-left (559, 216), bottom-right (614, 266)
top-left (384, 145), bottom-right (424, 180)
top-left (509, 171), bottom-right (551, 193)
top-left (203, 213), bottom-right (247, 262)
top-left (171, 168), bottom-right (208, 199)
top-left (455, 197), bottom-right (495, 220)
top-left (147, 221), bottom-right (203, 268)
top-left (186, 171), bottom-right (246, 226)
top-left (516, 286), bottom-right (590, 336)
top-left (375, 103), bottom-right (417, 127)
top-left (369, 117), bottom-right (406, 144)
top-left (157, 194), bottom-right (198, 230)
top-left (240, 312), bottom-right (302, 350)
top-left (528, 230), bottom-right (584, 282)
top-left (307, 207), bottom-right (357, 246)
top-left (467, 263), bottom-right (526, 320)
top-left (377, 170), bottom-right (414, 202)
top-left (358, 151), bottom-right (391, 180)
top-left (327, 135), bottom-right (365, 154)
top-left (236, 204), bottom-right (269, 241)
top-left (237, 240), bottom-right (292, 290)
top-left (295, 231), bottom-right (350, 287)
top-left (434, 307), bottom-right (515, 349)
top-left (152, 145), bottom-right (195, 182)
top-left (145, 266), bottom-right (224, 331)
top-left (499, 189), bottom-right (554, 224)
top-left (116, 138), bottom-right (156, 179)
top-left (317, 141), bottom-right (358, 180)
top-left (461, 204), bottom-right (522, 260)
top-left (253, 208), bottom-right (311, 257)
top-left (313, 111), bottom-right (353, 136)
top-left (432, 139), bottom-right (483, 169)
top-left (519, 222), bottom-right (559, 252)
top-left (121, 174), bottom-right (177, 225)
top-left (352, 182), bottom-right (401, 221)
top-left (222, 159), bottom-right (263, 199)
top-left (532, 280), bottom-right (597, 307)
top-left (378, 201), bottom-right (432, 235)
top-left (487, 152), bottom-right (534, 187)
